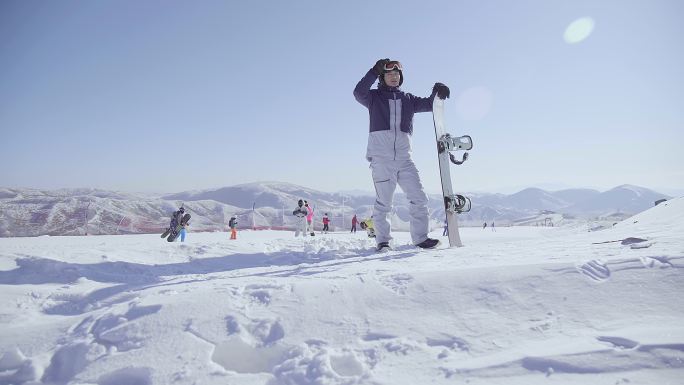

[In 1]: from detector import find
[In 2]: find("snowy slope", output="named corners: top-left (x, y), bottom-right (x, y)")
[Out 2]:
top-left (0, 197), bottom-right (682, 384)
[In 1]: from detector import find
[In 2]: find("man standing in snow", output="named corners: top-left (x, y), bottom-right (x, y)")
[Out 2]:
top-left (354, 58), bottom-right (449, 251)
top-left (351, 214), bottom-right (358, 233)
top-left (292, 199), bottom-right (308, 237)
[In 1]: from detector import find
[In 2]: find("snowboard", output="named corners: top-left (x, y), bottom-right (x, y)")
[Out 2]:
top-left (164, 213), bottom-right (191, 242)
top-left (359, 221), bottom-right (375, 238)
top-left (432, 97), bottom-right (473, 247)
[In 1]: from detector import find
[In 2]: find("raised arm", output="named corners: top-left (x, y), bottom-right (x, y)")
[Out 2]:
top-left (353, 59), bottom-right (389, 108)
top-left (353, 68), bottom-right (378, 108)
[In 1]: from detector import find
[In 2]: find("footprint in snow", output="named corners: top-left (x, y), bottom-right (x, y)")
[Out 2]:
top-left (576, 260), bottom-right (611, 282)
top-left (222, 314), bottom-right (285, 346)
top-left (378, 273), bottom-right (414, 295)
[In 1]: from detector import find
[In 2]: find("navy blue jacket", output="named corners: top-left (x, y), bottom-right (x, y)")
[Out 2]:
top-left (354, 68), bottom-right (435, 161)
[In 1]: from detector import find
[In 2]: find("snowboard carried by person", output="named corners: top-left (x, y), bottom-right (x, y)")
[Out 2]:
top-left (162, 207), bottom-right (191, 242)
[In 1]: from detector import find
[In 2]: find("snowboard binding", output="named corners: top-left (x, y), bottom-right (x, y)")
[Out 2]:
top-left (437, 134), bottom-right (473, 165)
top-left (444, 194), bottom-right (471, 214)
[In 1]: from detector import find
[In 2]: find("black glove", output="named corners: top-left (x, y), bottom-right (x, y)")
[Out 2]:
top-left (433, 82), bottom-right (450, 99)
top-left (373, 58), bottom-right (390, 76)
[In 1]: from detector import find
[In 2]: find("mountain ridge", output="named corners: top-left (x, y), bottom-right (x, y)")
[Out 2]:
top-left (0, 182), bottom-right (671, 237)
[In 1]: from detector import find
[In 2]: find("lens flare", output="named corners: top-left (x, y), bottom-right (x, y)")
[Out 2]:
top-left (564, 17), bottom-right (595, 44)
top-left (456, 86), bottom-right (493, 121)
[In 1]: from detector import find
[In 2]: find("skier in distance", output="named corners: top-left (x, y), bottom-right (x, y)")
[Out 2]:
top-left (292, 199), bottom-right (308, 237)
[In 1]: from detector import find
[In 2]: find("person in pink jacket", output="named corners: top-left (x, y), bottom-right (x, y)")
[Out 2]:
top-left (305, 200), bottom-right (315, 236)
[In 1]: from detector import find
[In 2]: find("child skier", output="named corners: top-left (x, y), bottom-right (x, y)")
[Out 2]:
top-left (359, 217), bottom-right (376, 238)
top-left (292, 199), bottom-right (308, 237)
top-left (354, 58), bottom-right (449, 251)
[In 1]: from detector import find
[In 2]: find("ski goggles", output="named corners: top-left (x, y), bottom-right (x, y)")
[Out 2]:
top-left (383, 61), bottom-right (402, 71)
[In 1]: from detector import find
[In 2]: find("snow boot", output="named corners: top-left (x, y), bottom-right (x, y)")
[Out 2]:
top-left (416, 238), bottom-right (440, 249)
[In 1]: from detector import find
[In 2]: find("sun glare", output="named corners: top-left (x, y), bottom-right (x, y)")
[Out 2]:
top-left (564, 17), bottom-right (595, 44)
top-left (455, 86), bottom-right (494, 121)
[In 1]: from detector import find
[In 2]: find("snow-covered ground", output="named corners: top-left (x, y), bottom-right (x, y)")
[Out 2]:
top-left (1, 198), bottom-right (682, 385)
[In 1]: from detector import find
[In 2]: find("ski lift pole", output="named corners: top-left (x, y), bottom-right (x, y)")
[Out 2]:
top-left (341, 196), bottom-right (346, 231)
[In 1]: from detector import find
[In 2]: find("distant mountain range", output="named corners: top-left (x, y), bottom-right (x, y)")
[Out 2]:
top-left (0, 182), bottom-right (671, 237)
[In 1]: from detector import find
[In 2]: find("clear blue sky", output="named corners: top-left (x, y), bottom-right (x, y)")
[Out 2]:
top-left (2, 0), bottom-right (683, 195)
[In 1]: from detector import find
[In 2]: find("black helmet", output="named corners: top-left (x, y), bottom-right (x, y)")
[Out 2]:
top-left (378, 60), bottom-right (403, 87)
top-left (179, 207), bottom-right (185, 213)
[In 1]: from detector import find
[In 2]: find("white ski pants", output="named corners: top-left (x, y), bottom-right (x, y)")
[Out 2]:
top-left (294, 216), bottom-right (308, 237)
top-left (371, 159), bottom-right (429, 245)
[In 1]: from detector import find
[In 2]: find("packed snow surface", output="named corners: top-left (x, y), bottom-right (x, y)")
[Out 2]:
top-left (1, 198), bottom-right (683, 384)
